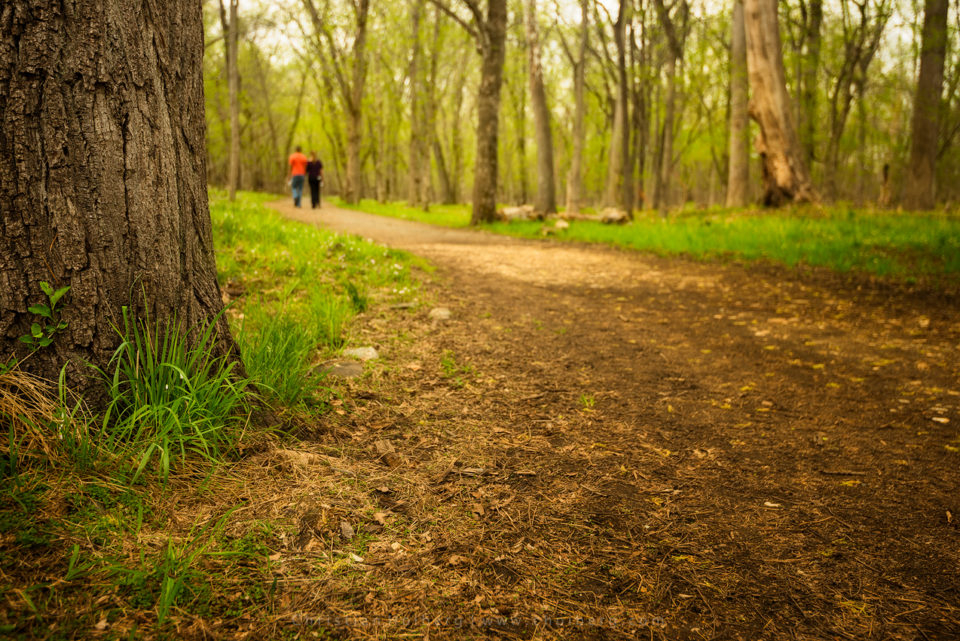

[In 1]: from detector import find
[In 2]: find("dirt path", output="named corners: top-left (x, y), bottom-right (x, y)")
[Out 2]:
top-left (267, 200), bottom-right (960, 640)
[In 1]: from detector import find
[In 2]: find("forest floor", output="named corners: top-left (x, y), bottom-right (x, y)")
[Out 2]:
top-left (262, 199), bottom-right (960, 640)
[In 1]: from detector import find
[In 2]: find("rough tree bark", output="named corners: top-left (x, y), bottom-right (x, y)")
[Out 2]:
top-left (744, 0), bottom-right (816, 205)
top-left (905, 0), bottom-right (948, 210)
top-left (0, 0), bottom-right (234, 401)
top-left (218, 0), bottom-right (240, 201)
top-left (525, 0), bottom-right (556, 215)
top-left (727, 0), bottom-right (750, 207)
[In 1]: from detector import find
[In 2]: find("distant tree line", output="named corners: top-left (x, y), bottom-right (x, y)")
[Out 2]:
top-left (203, 0), bottom-right (960, 220)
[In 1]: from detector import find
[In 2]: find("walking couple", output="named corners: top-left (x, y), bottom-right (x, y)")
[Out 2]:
top-left (287, 146), bottom-right (324, 208)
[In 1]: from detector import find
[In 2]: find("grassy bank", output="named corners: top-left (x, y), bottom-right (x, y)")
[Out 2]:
top-left (336, 198), bottom-right (960, 282)
top-left (0, 191), bottom-right (420, 639)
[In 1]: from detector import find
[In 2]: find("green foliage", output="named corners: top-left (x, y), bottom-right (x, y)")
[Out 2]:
top-left (19, 282), bottom-right (70, 350)
top-left (99, 307), bottom-right (249, 482)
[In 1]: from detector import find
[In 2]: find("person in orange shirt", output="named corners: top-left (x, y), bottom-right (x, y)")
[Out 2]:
top-left (288, 146), bottom-right (308, 207)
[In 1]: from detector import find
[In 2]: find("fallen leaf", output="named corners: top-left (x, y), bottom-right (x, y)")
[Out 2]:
top-left (471, 503), bottom-right (485, 517)
top-left (340, 521), bottom-right (355, 540)
top-left (373, 512), bottom-right (388, 526)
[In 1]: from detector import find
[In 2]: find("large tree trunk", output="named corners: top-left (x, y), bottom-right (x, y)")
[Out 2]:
top-left (0, 0), bottom-right (233, 401)
top-left (744, 0), bottom-right (816, 205)
top-left (525, 0), bottom-right (556, 215)
top-left (219, 0), bottom-right (240, 201)
top-left (726, 0), bottom-right (750, 207)
top-left (905, 0), bottom-right (948, 210)
top-left (565, 0), bottom-right (589, 215)
top-left (471, 0), bottom-right (508, 224)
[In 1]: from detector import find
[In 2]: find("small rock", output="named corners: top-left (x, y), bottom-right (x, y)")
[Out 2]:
top-left (600, 208), bottom-right (630, 224)
top-left (340, 521), bottom-right (355, 540)
top-left (343, 346), bottom-right (379, 361)
top-left (375, 440), bottom-right (396, 455)
top-left (322, 361), bottom-right (364, 378)
top-left (429, 307), bottom-right (452, 321)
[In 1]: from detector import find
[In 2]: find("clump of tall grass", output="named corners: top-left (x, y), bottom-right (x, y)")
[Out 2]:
top-left (100, 308), bottom-right (250, 481)
top-left (235, 308), bottom-right (324, 406)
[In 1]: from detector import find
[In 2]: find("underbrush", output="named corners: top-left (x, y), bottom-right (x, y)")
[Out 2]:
top-left (0, 190), bottom-right (420, 638)
top-left (339, 198), bottom-right (960, 283)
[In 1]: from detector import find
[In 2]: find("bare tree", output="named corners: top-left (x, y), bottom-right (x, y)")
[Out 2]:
top-left (408, 0), bottom-right (430, 208)
top-left (1, 0), bottom-right (236, 401)
top-left (652, 0), bottom-right (689, 212)
top-left (905, 0), bottom-right (949, 209)
top-left (603, 0), bottom-right (632, 213)
top-left (525, 0), bottom-right (557, 215)
top-left (218, 0), bottom-right (241, 201)
top-left (430, 0), bottom-right (508, 223)
top-left (727, 0), bottom-right (750, 207)
top-left (823, 0), bottom-right (890, 199)
top-left (744, 0), bottom-right (816, 205)
top-left (302, 0), bottom-right (371, 204)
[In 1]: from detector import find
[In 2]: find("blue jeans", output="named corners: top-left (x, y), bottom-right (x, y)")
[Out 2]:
top-left (291, 175), bottom-right (305, 207)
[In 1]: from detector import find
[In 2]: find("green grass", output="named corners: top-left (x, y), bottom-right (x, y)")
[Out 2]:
top-left (210, 189), bottom-right (421, 407)
top-left (0, 189), bottom-right (423, 639)
top-left (337, 199), bottom-right (960, 282)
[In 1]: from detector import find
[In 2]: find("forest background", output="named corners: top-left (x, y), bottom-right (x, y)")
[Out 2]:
top-left (203, 0), bottom-right (960, 216)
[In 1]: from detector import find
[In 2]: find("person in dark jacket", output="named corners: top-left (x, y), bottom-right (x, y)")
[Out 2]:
top-left (306, 152), bottom-right (324, 209)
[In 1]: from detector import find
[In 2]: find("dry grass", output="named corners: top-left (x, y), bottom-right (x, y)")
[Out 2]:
top-left (0, 366), bottom-right (60, 464)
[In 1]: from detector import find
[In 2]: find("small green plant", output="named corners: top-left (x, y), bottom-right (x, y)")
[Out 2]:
top-left (579, 394), bottom-right (596, 410)
top-left (342, 281), bottom-right (369, 313)
top-left (439, 350), bottom-right (473, 388)
top-left (20, 282), bottom-right (70, 350)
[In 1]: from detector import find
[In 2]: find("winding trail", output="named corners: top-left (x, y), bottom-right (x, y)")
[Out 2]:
top-left (267, 199), bottom-right (960, 640)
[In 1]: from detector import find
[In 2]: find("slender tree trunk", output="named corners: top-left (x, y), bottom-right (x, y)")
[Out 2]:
top-left (525, 0), bottom-right (556, 214)
top-left (219, 0), bottom-right (241, 201)
top-left (727, 0), bottom-right (750, 207)
top-left (345, 0), bottom-right (370, 204)
top-left (905, 0), bottom-right (948, 209)
top-left (471, 0), bottom-right (508, 224)
top-left (604, 0), bottom-right (630, 211)
top-left (744, 0), bottom-right (816, 205)
top-left (799, 0), bottom-right (823, 167)
top-left (408, 0), bottom-right (427, 207)
top-left (565, 0), bottom-right (589, 215)
top-left (656, 55), bottom-right (677, 211)
top-left (0, 0), bottom-right (235, 401)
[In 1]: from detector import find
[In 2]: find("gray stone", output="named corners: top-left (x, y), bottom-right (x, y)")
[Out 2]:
top-left (429, 307), bottom-right (452, 321)
top-left (323, 361), bottom-right (364, 379)
top-left (343, 346), bottom-right (379, 361)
